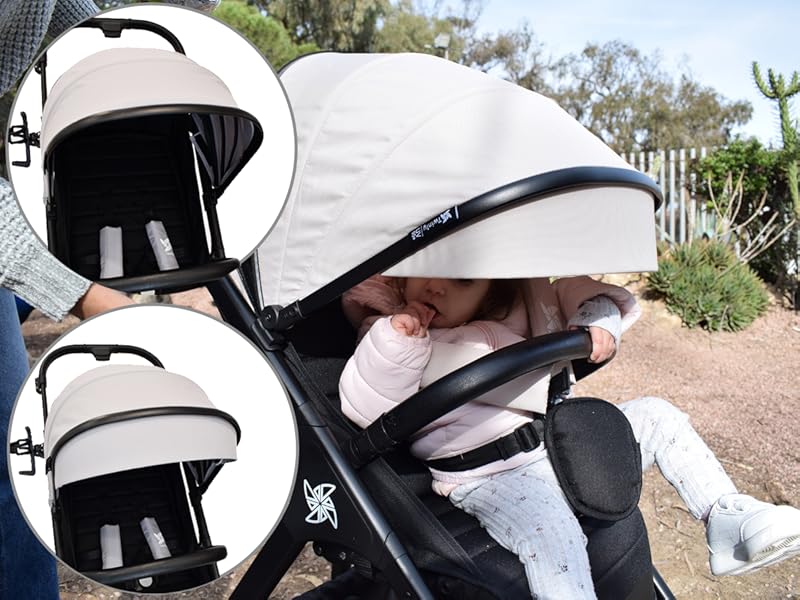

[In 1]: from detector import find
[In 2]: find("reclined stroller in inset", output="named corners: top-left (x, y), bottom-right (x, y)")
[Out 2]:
top-left (10, 344), bottom-right (240, 593)
top-left (9, 18), bottom-right (263, 293)
top-left (206, 52), bottom-right (675, 599)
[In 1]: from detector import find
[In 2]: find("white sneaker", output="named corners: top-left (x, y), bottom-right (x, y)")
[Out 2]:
top-left (706, 493), bottom-right (800, 576)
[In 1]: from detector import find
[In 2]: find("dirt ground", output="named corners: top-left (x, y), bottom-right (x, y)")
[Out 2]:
top-left (18, 284), bottom-right (800, 599)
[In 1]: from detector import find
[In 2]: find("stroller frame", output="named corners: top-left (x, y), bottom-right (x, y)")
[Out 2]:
top-left (10, 344), bottom-right (234, 593)
top-left (9, 18), bottom-right (262, 293)
top-left (208, 166), bottom-right (676, 599)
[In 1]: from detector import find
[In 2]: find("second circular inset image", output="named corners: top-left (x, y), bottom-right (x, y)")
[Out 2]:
top-left (8, 304), bottom-right (298, 594)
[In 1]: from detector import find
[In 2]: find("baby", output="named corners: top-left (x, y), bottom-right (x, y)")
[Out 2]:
top-left (339, 275), bottom-right (800, 599)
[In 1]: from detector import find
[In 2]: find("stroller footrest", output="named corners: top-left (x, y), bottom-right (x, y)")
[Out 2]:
top-left (98, 258), bottom-right (239, 293)
top-left (83, 545), bottom-right (227, 586)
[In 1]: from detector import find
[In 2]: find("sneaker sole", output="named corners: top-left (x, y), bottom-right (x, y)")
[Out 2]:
top-left (715, 534), bottom-right (800, 576)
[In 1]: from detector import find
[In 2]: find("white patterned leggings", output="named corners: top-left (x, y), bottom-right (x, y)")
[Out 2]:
top-left (448, 396), bottom-right (737, 600)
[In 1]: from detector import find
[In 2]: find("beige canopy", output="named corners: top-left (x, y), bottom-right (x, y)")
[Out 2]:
top-left (45, 365), bottom-right (238, 489)
top-left (255, 52), bottom-right (658, 308)
top-left (41, 47), bottom-right (261, 194)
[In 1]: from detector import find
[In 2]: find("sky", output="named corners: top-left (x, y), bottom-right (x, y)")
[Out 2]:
top-left (474, 0), bottom-right (798, 148)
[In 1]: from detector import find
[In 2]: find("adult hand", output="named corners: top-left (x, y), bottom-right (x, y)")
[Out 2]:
top-left (391, 300), bottom-right (435, 337)
top-left (70, 283), bottom-right (133, 320)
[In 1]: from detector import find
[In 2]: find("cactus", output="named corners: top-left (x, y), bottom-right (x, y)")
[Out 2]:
top-left (752, 62), bottom-right (800, 217)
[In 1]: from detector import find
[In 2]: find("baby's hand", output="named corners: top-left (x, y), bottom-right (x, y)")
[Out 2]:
top-left (570, 325), bottom-right (616, 363)
top-left (587, 326), bottom-right (616, 363)
top-left (391, 301), bottom-right (435, 337)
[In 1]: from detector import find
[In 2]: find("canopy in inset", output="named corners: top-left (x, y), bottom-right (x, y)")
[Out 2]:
top-left (45, 364), bottom-right (238, 489)
top-left (41, 48), bottom-right (261, 195)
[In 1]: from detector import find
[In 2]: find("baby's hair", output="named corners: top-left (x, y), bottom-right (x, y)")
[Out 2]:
top-left (475, 279), bottom-right (521, 322)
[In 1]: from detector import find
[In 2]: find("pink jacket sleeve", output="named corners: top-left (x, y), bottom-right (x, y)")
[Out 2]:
top-left (339, 316), bottom-right (432, 428)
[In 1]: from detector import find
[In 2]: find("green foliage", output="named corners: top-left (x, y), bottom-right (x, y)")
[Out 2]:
top-left (260, 0), bottom-right (388, 52)
top-left (374, 0), bottom-right (464, 58)
top-left (215, 0), bottom-right (318, 68)
top-left (550, 41), bottom-right (752, 152)
top-left (698, 139), bottom-right (780, 198)
top-left (647, 241), bottom-right (769, 332)
top-left (697, 139), bottom-right (797, 292)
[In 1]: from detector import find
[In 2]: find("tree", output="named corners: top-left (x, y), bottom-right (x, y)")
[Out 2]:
top-left (373, 0), bottom-right (474, 58)
top-left (259, 0), bottom-right (388, 52)
top-left (549, 41), bottom-right (752, 152)
top-left (373, 0), bottom-right (451, 54)
top-left (462, 22), bottom-right (559, 94)
top-left (228, 1), bottom-right (752, 163)
top-left (215, 0), bottom-right (317, 68)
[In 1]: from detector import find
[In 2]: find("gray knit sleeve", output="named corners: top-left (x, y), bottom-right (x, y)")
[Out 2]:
top-left (0, 0), bottom-right (98, 98)
top-left (48, 0), bottom-right (98, 40)
top-left (0, 179), bottom-right (90, 320)
top-left (0, 0), bottom-right (56, 97)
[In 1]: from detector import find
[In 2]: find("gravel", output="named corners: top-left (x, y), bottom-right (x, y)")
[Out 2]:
top-left (19, 284), bottom-right (800, 599)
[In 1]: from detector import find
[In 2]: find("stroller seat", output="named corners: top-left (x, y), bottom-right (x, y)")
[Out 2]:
top-left (280, 301), bottom-right (655, 600)
top-left (58, 463), bottom-right (226, 591)
top-left (51, 115), bottom-right (229, 290)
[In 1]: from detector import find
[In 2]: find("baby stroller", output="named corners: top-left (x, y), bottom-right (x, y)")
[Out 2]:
top-left (207, 52), bottom-right (675, 599)
top-left (8, 18), bottom-right (263, 293)
top-left (9, 344), bottom-right (240, 593)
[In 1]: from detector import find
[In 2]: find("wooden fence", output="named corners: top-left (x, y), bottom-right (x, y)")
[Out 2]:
top-left (620, 147), bottom-right (713, 245)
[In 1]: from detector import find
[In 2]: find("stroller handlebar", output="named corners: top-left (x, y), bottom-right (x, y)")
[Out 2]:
top-left (347, 329), bottom-right (593, 468)
top-left (35, 344), bottom-right (165, 423)
top-left (76, 18), bottom-right (186, 54)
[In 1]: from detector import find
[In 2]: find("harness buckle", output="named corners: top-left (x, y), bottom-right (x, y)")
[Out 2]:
top-left (494, 422), bottom-right (540, 460)
top-left (514, 422), bottom-right (540, 451)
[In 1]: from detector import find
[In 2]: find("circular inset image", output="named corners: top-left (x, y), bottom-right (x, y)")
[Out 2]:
top-left (8, 305), bottom-right (297, 594)
top-left (6, 3), bottom-right (295, 295)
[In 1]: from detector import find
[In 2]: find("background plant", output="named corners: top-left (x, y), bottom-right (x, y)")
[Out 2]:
top-left (705, 172), bottom-right (796, 264)
top-left (214, 0), bottom-right (318, 67)
top-left (647, 241), bottom-right (769, 332)
top-left (752, 62), bottom-right (800, 217)
top-left (697, 139), bottom-right (798, 304)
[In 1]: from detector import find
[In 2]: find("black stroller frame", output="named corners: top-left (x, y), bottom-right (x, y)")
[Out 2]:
top-left (9, 18), bottom-right (263, 293)
top-left (10, 344), bottom-right (236, 593)
top-left (207, 166), bottom-right (676, 599)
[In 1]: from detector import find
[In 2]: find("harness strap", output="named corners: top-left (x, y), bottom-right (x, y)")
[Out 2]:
top-left (425, 420), bottom-right (543, 472)
top-left (424, 365), bottom-right (574, 473)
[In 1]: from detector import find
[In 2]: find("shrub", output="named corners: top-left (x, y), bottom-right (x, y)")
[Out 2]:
top-left (647, 241), bottom-right (769, 332)
top-left (697, 139), bottom-right (798, 301)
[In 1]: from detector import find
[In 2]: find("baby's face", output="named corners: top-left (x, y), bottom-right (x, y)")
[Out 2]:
top-left (403, 278), bottom-right (491, 328)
